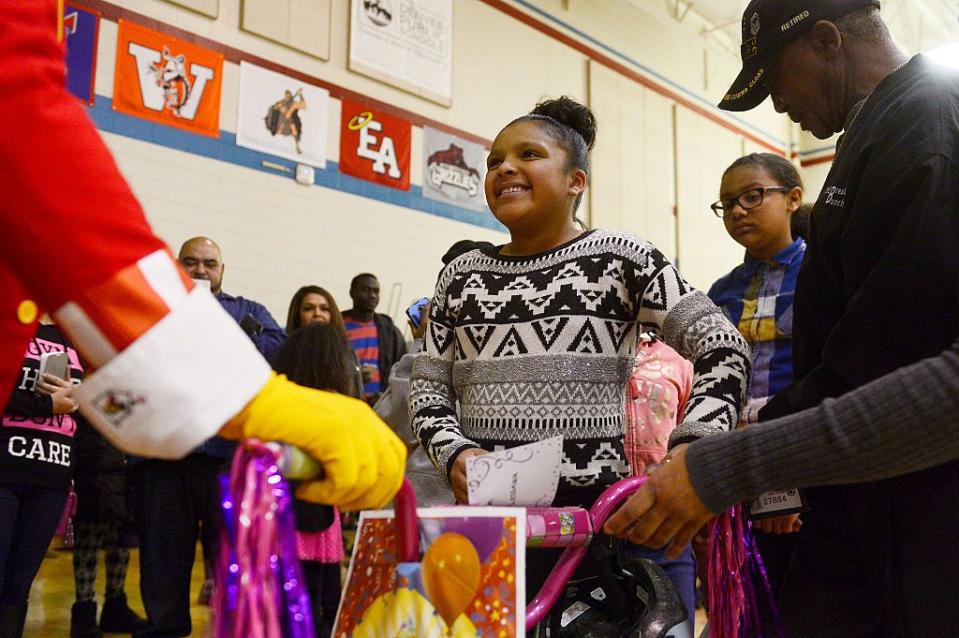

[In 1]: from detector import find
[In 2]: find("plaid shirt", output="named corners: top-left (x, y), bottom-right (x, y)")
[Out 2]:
top-left (708, 239), bottom-right (806, 424)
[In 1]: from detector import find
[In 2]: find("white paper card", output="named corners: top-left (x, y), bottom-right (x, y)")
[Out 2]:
top-left (466, 436), bottom-right (563, 506)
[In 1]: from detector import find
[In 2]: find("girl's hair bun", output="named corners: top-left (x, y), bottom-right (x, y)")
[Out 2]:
top-left (530, 96), bottom-right (596, 150)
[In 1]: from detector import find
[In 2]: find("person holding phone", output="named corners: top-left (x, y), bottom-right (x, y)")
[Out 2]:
top-left (177, 236), bottom-right (286, 363)
top-left (0, 317), bottom-right (82, 636)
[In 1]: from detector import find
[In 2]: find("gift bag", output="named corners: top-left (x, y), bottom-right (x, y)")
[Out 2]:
top-left (334, 484), bottom-right (526, 637)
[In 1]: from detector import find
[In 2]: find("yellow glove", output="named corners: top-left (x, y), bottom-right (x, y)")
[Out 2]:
top-left (219, 373), bottom-right (406, 511)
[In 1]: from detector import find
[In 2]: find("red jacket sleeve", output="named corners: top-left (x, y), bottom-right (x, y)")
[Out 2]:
top-left (0, 2), bottom-right (166, 309)
top-left (0, 2), bottom-right (271, 459)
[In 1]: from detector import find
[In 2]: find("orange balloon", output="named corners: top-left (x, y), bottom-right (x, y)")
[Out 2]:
top-left (421, 532), bottom-right (481, 627)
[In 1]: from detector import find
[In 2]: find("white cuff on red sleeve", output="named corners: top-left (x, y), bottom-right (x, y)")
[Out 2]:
top-left (73, 288), bottom-right (271, 458)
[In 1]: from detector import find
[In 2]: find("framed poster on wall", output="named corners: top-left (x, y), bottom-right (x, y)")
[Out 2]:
top-left (422, 127), bottom-right (487, 212)
top-left (348, 0), bottom-right (453, 106)
top-left (161, 0), bottom-right (218, 18)
top-left (241, 0), bottom-right (331, 60)
top-left (339, 100), bottom-right (411, 191)
top-left (236, 62), bottom-right (330, 168)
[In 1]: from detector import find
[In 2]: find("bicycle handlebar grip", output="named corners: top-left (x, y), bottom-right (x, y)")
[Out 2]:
top-left (526, 507), bottom-right (593, 548)
top-left (267, 443), bottom-right (325, 481)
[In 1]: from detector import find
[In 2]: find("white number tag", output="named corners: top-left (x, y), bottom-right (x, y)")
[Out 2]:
top-left (749, 488), bottom-right (805, 519)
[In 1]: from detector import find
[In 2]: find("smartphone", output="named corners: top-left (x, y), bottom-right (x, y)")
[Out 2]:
top-left (35, 351), bottom-right (70, 390)
top-left (405, 297), bottom-right (430, 329)
top-left (239, 313), bottom-right (264, 337)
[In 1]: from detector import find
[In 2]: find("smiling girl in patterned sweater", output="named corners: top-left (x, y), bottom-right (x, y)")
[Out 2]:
top-left (409, 97), bottom-right (751, 603)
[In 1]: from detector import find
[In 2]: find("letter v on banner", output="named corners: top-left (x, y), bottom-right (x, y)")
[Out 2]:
top-left (113, 20), bottom-right (223, 138)
top-left (339, 100), bottom-right (411, 191)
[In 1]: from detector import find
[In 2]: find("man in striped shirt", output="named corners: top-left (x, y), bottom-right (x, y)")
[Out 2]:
top-left (342, 274), bottom-right (406, 404)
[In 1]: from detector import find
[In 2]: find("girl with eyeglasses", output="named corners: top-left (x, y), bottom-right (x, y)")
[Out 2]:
top-left (706, 152), bottom-right (806, 596)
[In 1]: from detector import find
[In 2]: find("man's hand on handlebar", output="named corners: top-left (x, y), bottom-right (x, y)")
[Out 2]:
top-left (603, 443), bottom-right (716, 559)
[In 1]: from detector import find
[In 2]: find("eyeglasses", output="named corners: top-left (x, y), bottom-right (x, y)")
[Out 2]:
top-left (710, 186), bottom-right (792, 218)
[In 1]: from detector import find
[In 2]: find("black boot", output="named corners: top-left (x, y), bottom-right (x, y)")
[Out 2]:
top-left (0, 603), bottom-right (28, 638)
top-left (99, 594), bottom-right (147, 633)
top-left (70, 601), bottom-right (101, 638)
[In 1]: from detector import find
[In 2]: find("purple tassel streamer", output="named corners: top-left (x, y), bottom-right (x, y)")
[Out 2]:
top-left (213, 441), bottom-right (316, 638)
top-left (707, 504), bottom-right (783, 638)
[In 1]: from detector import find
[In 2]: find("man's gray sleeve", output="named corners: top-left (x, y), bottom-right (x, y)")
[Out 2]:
top-left (686, 339), bottom-right (959, 513)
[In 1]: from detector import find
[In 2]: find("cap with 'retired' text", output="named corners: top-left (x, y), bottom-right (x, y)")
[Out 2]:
top-left (719, 0), bottom-right (881, 112)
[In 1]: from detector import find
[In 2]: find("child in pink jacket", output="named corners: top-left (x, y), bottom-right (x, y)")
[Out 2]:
top-left (624, 335), bottom-right (693, 474)
top-left (621, 334), bottom-right (697, 625)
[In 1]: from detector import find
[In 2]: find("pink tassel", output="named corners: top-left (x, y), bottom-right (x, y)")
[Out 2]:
top-left (213, 441), bottom-right (315, 638)
top-left (707, 504), bottom-right (782, 638)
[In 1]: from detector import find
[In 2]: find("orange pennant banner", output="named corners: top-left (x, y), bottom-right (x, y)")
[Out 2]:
top-left (112, 19), bottom-right (223, 138)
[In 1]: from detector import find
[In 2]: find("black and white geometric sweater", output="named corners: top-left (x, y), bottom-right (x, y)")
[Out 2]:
top-left (410, 229), bottom-right (750, 506)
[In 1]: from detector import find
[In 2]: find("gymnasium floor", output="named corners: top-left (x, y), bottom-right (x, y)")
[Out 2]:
top-left (25, 544), bottom-right (210, 637)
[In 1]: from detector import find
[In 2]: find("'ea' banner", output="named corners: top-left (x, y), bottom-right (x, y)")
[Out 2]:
top-left (236, 62), bottom-right (330, 168)
top-left (112, 19), bottom-right (223, 138)
top-left (63, 3), bottom-right (99, 105)
top-left (339, 100), bottom-right (411, 191)
top-left (422, 127), bottom-right (487, 212)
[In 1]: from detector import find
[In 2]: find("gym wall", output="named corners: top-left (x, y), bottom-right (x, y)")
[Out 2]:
top-left (76, 0), bottom-right (805, 325)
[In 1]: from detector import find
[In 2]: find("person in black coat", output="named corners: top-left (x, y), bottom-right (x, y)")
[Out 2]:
top-left (70, 418), bottom-right (145, 637)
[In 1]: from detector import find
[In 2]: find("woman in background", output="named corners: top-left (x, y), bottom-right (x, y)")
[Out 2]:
top-left (286, 285), bottom-right (363, 399)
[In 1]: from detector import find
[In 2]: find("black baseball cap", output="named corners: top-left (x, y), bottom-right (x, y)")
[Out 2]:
top-left (719, 0), bottom-right (880, 112)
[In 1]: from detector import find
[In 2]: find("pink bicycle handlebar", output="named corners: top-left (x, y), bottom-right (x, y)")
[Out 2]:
top-left (394, 479), bottom-right (419, 563)
top-left (524, 476), bottom-right (647, 630)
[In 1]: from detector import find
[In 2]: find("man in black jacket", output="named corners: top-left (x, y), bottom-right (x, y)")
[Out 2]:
top-left (342, 273), bottom-right (407, 404)
top-left (712, 0), bottom-right (959, 635)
